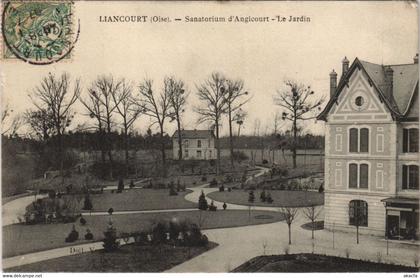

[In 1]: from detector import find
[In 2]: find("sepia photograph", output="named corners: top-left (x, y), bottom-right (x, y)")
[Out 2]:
top-left (1, 0), bottom-right (419, 274)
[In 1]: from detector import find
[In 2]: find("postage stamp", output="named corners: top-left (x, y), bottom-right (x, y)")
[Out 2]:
top-left (1, 1), bottom-right (79, 65)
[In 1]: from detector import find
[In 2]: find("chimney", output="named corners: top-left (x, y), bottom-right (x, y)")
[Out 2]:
top-left (384, 66), bottom-right (394, 94)
top-left (414, 53), bottom-right (418, 64)
top-left (329, 69), bottom-right (337, 98)
top-left (342, 56), bottom-right (349, 78)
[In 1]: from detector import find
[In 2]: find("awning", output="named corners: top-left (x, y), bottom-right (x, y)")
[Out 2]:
top-left (381, 197), bottom-right (419, 208)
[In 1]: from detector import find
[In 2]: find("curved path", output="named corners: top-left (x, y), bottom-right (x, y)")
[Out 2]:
top-left (2, 194), bottom-right (48, 226)
top-left (4, 166), bottom-right (418, 270)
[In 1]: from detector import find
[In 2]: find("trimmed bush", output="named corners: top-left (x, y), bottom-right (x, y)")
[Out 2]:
top-left (65, 225), bottom-right (79, 243)
top-left (117, 178), bottom-right (124, 193)
top-left (80, 216), bottom-right (87, 225)
top-left (209, 178), bottom-right (218, 187)
top-left (83, 194), bottom-right (93, 210)
top-left (103, 225), bottom-right (119, 252)
top-left (198, 190), bottom-right (208, 210)
top-left (85, 229), bottom-right (94, 240)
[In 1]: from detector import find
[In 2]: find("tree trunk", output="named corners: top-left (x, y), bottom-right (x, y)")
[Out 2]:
top-left (215, 118), bottom-right (221, 175)
top-left (160, 124), bottom-right (166, 176)
top-left (292, 117), bottom-right (297, 168)
top-left (288, 224), bottom-right (292, 245)
top-left (311, 220), bottom-right (314, 239)
top-left (228, 106), bottom-right (234, 169)
top-left (124, 120), bottom-right (129, 177)
top-left (176, 115), bottom-right (182, 160)
top-left (106, 120), bottom-right (114, 180)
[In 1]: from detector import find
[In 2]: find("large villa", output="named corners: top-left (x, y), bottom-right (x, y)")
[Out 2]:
top-left (318, 55), bottom-right (419, 239)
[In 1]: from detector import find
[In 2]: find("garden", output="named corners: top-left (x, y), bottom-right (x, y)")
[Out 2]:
top-left (232, 254), bottom-right (419, 272)
top-left (3, 209), bottom-right (285, 258)
top-left (207, 189), bottom-right (324, 208)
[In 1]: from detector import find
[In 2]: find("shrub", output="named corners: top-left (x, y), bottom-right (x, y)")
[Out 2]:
top-left (85, 229), bottom-right (94, 240)
top-left (209, 160), bottom-right (216, 167)
top-left (151, 222), bottom-right (167, 245)
top-left (209, 178), bottom-right (218, 187)
top-left (169, 181), bottom-right (178, 196)
top-left (260, 190), bottom-right (266, 202)
top-left (129, 180), bottom-right (135, 189)
top-left (65, 225), bottom-right (79, 243)
top-left (133, 231), bottom-right (149, 245)
top-left (223, 202), bottom-right (227, 210)
top-left (224, 174), bottom-right (233, 183)
top-left (262, 159), bottom-right (268, 164)
top-left (80, 216), bottom-right (87, 225)
top-left (219, 185), bottom-right (225, 192)
top-left (117, 178), bottom-right (124, 193)
top-left (209, 201), bottom-right (217, 211)
top-left (185, 224), bottom-right (208, 246)
top-left (266, 192), bottom-right (273, 203)
top-left (198, 190), bottom-right (208, 210)
top-left (318, 184), bottom-right (324, 193)
top-left (201, 176), bottom-right (207, 182)
top-left (103, 225), bottom-right (119, 252)
top-left (248, 190), bottom-right (255, 203)
top-left (83, 194), bottom-right (93, 210)
top-left (232, 151), bottom-right (248, 162)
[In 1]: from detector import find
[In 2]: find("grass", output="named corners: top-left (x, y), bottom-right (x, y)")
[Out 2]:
top-left (6, 242), bottom-right (218, 272)
top-left (3, 209), bottom-right (284, 258)
top-left (208, 190), bottom-right (324, 208)
top-left (232, 254), bottom-right (419, 272)
top-left (82, 188), bottom-right (196, 212)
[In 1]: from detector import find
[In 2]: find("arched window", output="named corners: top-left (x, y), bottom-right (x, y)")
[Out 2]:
top-left (349, 200), bottom-right (368, 227)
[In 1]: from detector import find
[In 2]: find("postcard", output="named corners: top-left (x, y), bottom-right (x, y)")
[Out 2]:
top-left (1, 0), bottom-right (419, 274)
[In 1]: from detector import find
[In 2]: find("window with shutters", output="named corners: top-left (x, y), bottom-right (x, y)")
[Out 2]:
top-left (197, 140), bottom-right (202, 148)
top-left (403, 128), bottom-right (419, 153)
top-left (348, 163), bottom-right (369, 189)
top-left (349, 200), bottom-right (368, 227)
top-left (349, 127), bottom-right (369, 153)
top-left (402, 164), bottom-right (419, 190)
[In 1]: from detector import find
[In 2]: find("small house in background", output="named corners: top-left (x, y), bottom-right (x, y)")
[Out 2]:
top-left (172, 129), bottom-right (216, 160)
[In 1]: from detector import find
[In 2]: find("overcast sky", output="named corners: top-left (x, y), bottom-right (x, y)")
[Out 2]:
top-left (2, 1), bottom-right (418, 137)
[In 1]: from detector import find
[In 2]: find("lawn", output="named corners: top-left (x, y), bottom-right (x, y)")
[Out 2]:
top-left (3, 209), bottom-right (284, 258)
top-left (232, 254), bottom-right (419, 272)
top-left (6, 242), bottom-right (218, 272)
top-left (208, 190), bottom-right (324, 208)
top-left (82, 188), bottom-right (196, 212)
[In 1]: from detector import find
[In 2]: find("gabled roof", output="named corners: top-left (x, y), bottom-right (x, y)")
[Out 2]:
top-left (172, 129), bottom-right (214, 139)
top-left (318, 57), bottom-right (419, 121)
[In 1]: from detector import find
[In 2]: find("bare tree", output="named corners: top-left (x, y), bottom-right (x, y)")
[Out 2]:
top-left (280, 207), bottom-right (299, 245)
top-left (112, 80), bottom-right (142, 174)
top-left (138, 78), bottom-right (172, 173)
top-left (167, 76), bottom-right (188, 160)
top-left (273, 111), bottom-right (282, 135)
top-left (1, 102), bottom-right (24, 137)
top-left (29, 73), bottom-right (80, 180)
top-left (81, 75), bottom-right (124, 179)
top-left (224, 79), bottom-right (250, 168)
top-left (273, 80), bottom-right (324, 168)
top-left (195, 72), bottom-right (229, 175)
top-left (302, 206), bottom-right (322, 239)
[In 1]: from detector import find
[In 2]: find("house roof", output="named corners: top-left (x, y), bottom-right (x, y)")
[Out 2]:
top-left (172, 129), bottom-right (214, 139)
top-left (318, 58), bottom-right (419, 121)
